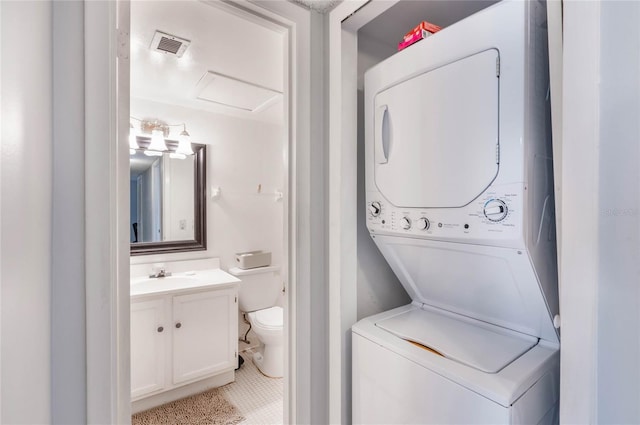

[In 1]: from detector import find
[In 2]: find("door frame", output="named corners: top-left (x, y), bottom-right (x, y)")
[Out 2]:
top-left (84, 1), bottom-right (315, 423)
top-left (328, 1), bottom-right (598, 424)
top-left (327, 2), bottom-right (399, 423)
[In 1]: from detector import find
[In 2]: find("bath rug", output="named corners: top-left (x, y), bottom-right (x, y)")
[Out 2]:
top-left (132, 388), bottom-right (245, 425)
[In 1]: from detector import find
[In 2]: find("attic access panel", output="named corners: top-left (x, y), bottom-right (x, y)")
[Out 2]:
top-left (195, 71), bottom-right (282, 113)
top-left (373, 49), bottom-right (500, 208)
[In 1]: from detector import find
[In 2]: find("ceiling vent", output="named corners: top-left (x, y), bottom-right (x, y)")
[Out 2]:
top-left (150, 31), bottom-right (190, 58)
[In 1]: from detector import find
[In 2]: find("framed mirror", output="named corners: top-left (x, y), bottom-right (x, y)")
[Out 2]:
top-left (130, 142), bottom-right (206, 255)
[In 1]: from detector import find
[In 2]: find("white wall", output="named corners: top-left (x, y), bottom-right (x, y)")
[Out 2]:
top-left (130, 98), bottom-right (285, 269)
top-left (596, 2), bottom-right (640, 422)
top-left (356, 35), bottom-right (395, 91)
top-left (561, 1), bottom-right (640, 423)
top-left (356, 35), bottom-right (409, 321)
top-left (1, 2), bottom-right (53, 423)
top-left (130, 98), bottom-right (285, 344)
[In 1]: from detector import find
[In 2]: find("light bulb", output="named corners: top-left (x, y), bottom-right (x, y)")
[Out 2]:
top-left (170, 153), bottom-right (187, 160)
top-left (175, 128), bottom-right (194, 156)
top-left (147, 128), bottom-right (167, 153)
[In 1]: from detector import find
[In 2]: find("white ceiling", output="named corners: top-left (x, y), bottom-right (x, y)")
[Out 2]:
top-left (131, 1), bottom-right (498, 124)
top-left (131, 1), bottom-right (285, 124)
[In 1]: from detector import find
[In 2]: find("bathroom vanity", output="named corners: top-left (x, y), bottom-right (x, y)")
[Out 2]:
top-left (130, 268), bottom-right (239, 413)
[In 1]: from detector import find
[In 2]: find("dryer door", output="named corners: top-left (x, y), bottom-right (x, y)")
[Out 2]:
top-left (374, 49), bottom-right (500, 208)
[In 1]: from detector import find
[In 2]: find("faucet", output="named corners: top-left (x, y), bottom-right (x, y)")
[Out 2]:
top-left (149, 265), bottom-right (171, 278)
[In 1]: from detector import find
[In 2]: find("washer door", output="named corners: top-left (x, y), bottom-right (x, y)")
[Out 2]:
top-left (373, 49), bottom-right (500, 208)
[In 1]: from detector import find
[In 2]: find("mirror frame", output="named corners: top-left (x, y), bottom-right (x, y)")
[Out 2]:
top-left (130, 143), bottom-right (207, 256)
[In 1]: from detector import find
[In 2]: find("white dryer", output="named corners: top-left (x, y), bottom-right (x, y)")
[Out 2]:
top-left (353, 1), bottom-right (559, 424)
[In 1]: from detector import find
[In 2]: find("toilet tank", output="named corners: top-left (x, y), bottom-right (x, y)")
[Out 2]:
top-left (228, 266), bottom-right (281, 312)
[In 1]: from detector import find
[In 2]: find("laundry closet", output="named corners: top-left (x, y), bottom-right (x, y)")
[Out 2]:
top-left (346, 1), bottom-right (559, 424)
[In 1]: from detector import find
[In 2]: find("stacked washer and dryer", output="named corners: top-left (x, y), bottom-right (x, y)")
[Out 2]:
top-left (353, 1), bottom-right (559, 424)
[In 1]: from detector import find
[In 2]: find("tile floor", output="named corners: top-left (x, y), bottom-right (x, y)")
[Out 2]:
top-left (222, 349), bottom-right (283, 425)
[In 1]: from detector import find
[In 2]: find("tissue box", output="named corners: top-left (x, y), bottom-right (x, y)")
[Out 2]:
top-left (398, 29), bottom-right (433, 51)
top-left (398, 20), bottom-right (442, 51)
top-left (235, 250), bottom-right (272, 269)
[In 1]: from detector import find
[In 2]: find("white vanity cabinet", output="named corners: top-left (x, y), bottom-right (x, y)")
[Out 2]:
top-left (130, 277), bottom-right (239, 406)
top-left (131, 298), bottom-right (167, 399)
top-left (172, 288), bottom-right (237, 384)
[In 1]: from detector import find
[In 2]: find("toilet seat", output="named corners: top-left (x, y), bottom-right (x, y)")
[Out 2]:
top-left (249, 306), bottom-right (283, 330)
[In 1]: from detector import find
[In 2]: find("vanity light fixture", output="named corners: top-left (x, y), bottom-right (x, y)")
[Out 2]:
top-left (129, 117), bottom-right (195, 159)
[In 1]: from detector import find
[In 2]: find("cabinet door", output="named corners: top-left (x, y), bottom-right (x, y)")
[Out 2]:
top-left (172, 288), bottom-right (237, 384)
top-left (131, 298), bottom-right (167, 399)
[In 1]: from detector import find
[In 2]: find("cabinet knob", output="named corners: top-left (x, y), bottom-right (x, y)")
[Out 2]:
top-left (175, 322), bottom-right (182, 329)
top-left (157, 326), bottom-right (164, 333)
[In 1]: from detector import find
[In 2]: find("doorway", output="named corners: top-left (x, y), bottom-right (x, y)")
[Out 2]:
top-left (84, 0), bottom-right (320, 422)
top-left (127, 0), bottom-right (289, 422)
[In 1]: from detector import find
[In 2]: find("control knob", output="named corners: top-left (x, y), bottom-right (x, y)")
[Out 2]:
top-left (369, 201), bottom-right (381, 217)
top-left (483, 199), bottom-right (508, 222)
top-left (417, 217), bottom-right (430, 230)
top-left (400, 217), bottom-right (412, 230)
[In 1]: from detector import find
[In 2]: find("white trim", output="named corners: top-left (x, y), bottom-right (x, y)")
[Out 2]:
top-left (116, 1), bottom-right (133, 422)
top-left (560, 1), bottom-right (600, 423)
top-left (238, 2), bottom-right (321, 423)
top-left (85, 0), bottom-right (130, 423)
top-left (217, 3), bottom-right (309, 422)
top-left (205, 0), bottom-right (288, 34)
top-left (547, 0), bottom-right (562, 269)
top-left (0, 4), bottom-right (3, 421)
top-left (340, 0), bottom-right (394, 33)
top-left (240, 3), bottom-right (313, 422)
top-left (51, 1), bottom-right (88, 422)
top-left (327, 1), bottom-right (395, 422)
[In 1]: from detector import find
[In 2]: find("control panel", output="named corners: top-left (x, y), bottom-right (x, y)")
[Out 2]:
top-left (366, 183), bottom-right (523, 244)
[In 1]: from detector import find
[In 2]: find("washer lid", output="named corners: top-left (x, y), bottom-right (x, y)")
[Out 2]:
top-left (252, 306), bottom-right (283, 329)
top-left (376, 308), bottom-right (537, 373)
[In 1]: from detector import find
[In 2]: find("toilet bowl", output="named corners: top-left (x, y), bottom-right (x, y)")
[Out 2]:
top-left (228, 265), bottom-right (284, 378)
top-left (247, 306), bottom-right (283, 377)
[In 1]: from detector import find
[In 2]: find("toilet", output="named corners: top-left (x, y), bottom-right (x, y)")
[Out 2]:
top-left (228, 265), bottom-right (283, 378)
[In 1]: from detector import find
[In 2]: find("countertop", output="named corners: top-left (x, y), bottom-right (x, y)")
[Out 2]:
top-left (130, 269), bottom-right (240, 299)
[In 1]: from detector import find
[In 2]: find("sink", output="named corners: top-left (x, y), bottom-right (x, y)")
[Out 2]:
top-left (132, 275), bottom-right (198, 287)
top-left (130, 269), bottom-right (240, 298)
top-left (130, 275), bottom-right (199, 297)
